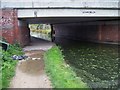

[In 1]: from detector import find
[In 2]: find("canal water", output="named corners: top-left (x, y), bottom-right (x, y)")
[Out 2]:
top-left (30, 31), bottom-right (51, 41)
top-left (55, 37), bottom-right (119, 89)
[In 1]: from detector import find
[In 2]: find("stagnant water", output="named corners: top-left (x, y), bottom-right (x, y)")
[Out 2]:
top-left (55, 38), bottom-right (119, 89)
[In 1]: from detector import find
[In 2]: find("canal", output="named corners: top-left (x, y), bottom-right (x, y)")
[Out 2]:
top-left (55, 37), bottom-right (119, 89)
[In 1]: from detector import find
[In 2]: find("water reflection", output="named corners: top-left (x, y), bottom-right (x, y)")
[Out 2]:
top-left (55, 37), bottom-right (119, 88)
top-left (30, 32), bottom-right (51, 41)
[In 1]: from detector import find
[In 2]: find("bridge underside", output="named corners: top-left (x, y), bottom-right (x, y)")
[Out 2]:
top-left (21, 17), bottom-right (120, 44)
top-left (53, 20), bottom-right (119, 44)
top-left (1, 9), bottom-right (120, 46)
top-left (20, 17), bottom-right (118, 24)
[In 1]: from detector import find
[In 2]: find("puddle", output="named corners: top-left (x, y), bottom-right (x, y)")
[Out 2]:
top-left (25, 50), bottom-right (44, 58)
top-left (10, 50), bottom-right (52, 88)
top-left (18, 50), bottom-right (45, 76)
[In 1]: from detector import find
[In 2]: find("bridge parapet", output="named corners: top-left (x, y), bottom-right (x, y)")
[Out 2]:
top-left (1, 0), bottom-right (119, 9)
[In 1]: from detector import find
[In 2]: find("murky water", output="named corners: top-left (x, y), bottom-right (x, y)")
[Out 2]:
top-left (55, 37), bottom-right (119, 89)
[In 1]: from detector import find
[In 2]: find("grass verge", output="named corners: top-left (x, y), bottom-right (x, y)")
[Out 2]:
top-left (44, 45), bottom-right (89, 89)
top-left (1, 44), bottom-right (23, 88)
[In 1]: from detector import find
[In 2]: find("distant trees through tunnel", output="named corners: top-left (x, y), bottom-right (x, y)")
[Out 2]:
top-left (29, 24), bottom-right (52, 41)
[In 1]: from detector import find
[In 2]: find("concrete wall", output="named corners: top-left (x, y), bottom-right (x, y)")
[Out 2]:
top-left (2, 0), bottom-right (119, 18)
top-left (1, 8), bottom-right (30, 46)
top-left (1, 0), bottom-right (119, 8)
top-left (54, 20), bottom-right (119, 44)
top-left (18, 9), bottom-right (119, 18)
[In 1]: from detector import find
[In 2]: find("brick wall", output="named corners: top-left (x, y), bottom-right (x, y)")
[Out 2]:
top-left (0, 8), bottom-right (19, 44)
top-left (54, 20), bottom-right (119, 44)
top-left (99, 24), bottom-right (119, 42)
top-left (1, 8), bottom-right (30, 46)
top-left (18, 20), bottom-right (30, 46)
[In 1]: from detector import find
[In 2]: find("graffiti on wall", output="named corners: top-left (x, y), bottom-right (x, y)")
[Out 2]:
top-left (1, 17), bottom-right (14, 29)
top-left (0, 10), bottom-right (14, 30)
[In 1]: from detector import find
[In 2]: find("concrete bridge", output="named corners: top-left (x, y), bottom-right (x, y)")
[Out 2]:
top-left (1, 0), bottom-right (120, 46)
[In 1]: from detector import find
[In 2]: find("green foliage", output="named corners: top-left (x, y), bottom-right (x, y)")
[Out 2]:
top-left (0, 37), bottom-right (7, 43)
top-left (31, 29), bottom-right (51, 35)
top-left (29, 24), bottom-right (51, 30)
top-left (44, 45), bottom-right (89, 89)
top-left (1, 44), bottom-right (23, 88)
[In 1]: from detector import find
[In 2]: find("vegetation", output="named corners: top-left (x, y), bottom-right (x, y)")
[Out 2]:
top-left (29, 24), bottom-right (51, 30)
top-left (44, 45), bottom-right (89, 89)
top-left (29, 24), bottom-right (51, 41)
top-left (60, 42), bottom-right (119, 88)
top-left (1, 44), bottom-right (23, 88)
top-left (31, 29), bottom-right (51, 35)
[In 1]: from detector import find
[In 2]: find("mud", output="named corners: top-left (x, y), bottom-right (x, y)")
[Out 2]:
top-left (10, 50), bottom-right (52, 88)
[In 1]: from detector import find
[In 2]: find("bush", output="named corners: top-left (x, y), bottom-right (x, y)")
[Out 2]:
top-left (44, 45), bottom-right (89, 89)
top-left (31, 29), bottom-right (36, 32)
top-left (1, 44), bottom-right (23, 88)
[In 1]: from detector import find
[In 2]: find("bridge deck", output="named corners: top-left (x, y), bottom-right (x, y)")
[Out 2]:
top-left (1, 0), bottom-right (120, 18)
top-left (1, 0), bottom-right (119, 9)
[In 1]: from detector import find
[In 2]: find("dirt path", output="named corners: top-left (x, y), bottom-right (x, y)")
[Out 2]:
top-left (23, 37), bottom-right (54, 51)
top-left (10, 38), bottom-right (54, 88)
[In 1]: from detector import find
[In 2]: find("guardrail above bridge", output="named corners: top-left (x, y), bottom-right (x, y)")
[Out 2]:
top-left (1, 0), bottom-right (120, 9)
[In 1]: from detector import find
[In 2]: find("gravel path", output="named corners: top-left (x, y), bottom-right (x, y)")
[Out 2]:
top-left (10, 37), bottom-right (54, 88)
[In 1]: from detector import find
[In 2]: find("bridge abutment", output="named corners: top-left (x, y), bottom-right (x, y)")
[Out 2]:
top-left (1, 9), bottom-right (18, 43)
top-left (1, 9), bottom-right (30, 46)
top-left (98, 23), bottom-right (119, 43)
top-left (18, 20), bottom-right (30, 46)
